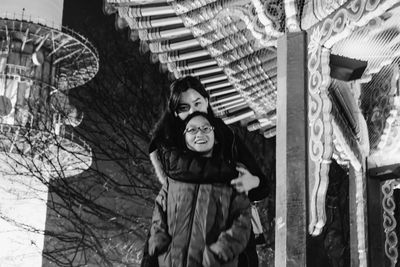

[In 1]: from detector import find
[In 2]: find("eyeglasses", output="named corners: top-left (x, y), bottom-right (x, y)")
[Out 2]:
top-left (183, 125), bottom-right (214, 135)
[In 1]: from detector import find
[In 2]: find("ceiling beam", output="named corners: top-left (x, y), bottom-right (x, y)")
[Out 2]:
top-left (368, 164), bottom-right (400, 181)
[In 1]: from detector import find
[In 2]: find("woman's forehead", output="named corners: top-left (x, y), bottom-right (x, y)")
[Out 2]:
top-left (179, 88), bottom-right (204, 102)
top-left (186, 115), bottom-right (210, 125)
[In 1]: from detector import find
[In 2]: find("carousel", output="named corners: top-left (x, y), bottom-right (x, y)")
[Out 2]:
top-left (105, 0), bottom-right (400, 266)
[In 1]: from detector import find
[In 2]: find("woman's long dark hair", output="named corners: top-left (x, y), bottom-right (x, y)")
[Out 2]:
top-left (150, 76), bottom-right (215, 152)
top-left (167, 76), bottom-right (214, 116)
top-left (150, 76), bottom-right (236, 163)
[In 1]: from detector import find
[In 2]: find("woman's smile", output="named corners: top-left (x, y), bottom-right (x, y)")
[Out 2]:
top-left (184, 115), bottom-right (215, 157)
top-left (194, 137), bottom-right (208, 144)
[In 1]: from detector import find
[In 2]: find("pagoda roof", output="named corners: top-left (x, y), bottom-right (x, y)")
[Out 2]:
top-left (104, 0), bottom-right (400, 163)
top-left (103, 0), bottom-right (300, 136)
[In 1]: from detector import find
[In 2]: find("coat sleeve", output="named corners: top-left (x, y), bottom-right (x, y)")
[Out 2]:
top-left (149, 150), bottom-right (168, 185)
top-left (235, 137), bottom-right (270, 201)
top-left (159, 147), bottom-right (238, 184)
top-left (207, 193), bottom-right (252, 263)
top-left (215, 119), bottom-right (270, 201)
top-left (148, 183), bottom-right (170, 256)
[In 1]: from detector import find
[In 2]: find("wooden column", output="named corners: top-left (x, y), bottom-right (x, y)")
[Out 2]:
top-left (275, 31), bottom-right (308, 267)
top-left (366, 175), bottom-right (385, 266)
top-left (348, 164), bottom-right (369, 267)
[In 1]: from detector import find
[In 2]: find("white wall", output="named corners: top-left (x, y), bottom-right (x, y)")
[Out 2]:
top-left (0, 170), bottom-right (48, 267)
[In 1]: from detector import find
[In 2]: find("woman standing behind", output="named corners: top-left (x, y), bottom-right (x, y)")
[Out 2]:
top-left (143, 76), bottom-right (270, 267)
top-left (149, 112), bottom-right (252, 267)
top-left (150, 76), bottom-right (269, 201)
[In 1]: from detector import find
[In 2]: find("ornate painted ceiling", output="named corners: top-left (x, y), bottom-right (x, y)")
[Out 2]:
top-left (103, 0), bottom-right (298, 138)
top-left (104, 0), bottom-right (400, 168)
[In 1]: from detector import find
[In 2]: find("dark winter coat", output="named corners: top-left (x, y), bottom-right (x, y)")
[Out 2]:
top-left (148, 149), bottom-right (252, 267)
top-left (149, 117), bottom-right (269, 202)
top-left (142, 116), bottom-right (268, 267)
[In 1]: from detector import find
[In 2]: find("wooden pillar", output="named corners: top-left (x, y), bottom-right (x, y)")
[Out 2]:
top-left (366, 175), bottom-right (385, 266)
top-left (275, 31), bottom-right (308, 267)
top-left (348, 165), bottom-right (369, 267)
top-left (348, 166), bottom-right (359, 267)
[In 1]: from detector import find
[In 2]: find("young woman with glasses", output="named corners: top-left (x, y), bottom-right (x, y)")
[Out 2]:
top-left (148, 111), bottom-right (252, 267)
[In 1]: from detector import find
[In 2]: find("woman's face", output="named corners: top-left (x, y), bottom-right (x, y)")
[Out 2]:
top-left (176, 88), bottom-right (209, 120)
top-left (184, 115), bottom-right (215, 157)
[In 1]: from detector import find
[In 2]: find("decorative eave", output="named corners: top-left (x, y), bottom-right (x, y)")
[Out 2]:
top-left (304, 2), bottom-right (400, 258)
top-left (104, 0), bottom-right (297, 137)
top-left (321, 2), bottom-right (400, 169)
top-left (105, 0), bottom-right (400, 148)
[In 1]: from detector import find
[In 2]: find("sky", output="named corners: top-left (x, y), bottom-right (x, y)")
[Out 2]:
top-left (3, 0), bottom-right (64, 29)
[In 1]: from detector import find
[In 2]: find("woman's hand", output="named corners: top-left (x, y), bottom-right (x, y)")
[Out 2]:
top-left (230, 166), bottom-right (260, 193)
top-left (209, 243), bottom-right (232, 263)
top-left (203, 246), bottom-right (222, 267)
